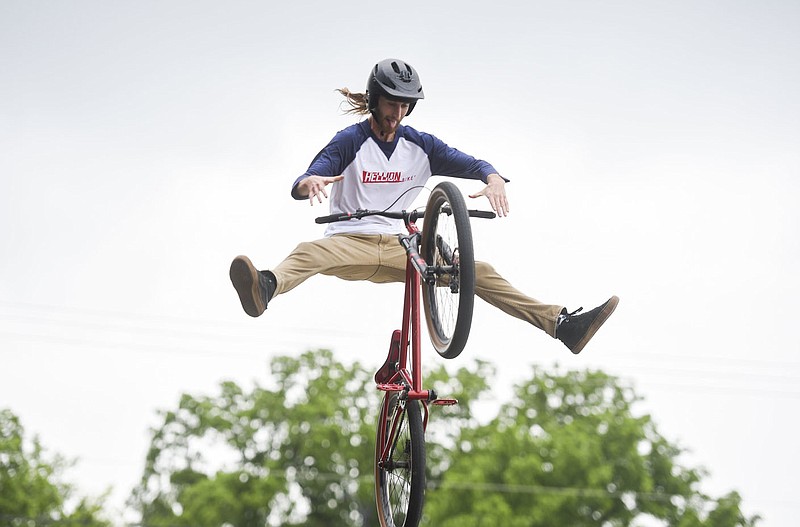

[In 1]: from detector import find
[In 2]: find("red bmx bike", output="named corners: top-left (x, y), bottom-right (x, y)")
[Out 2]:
top-left (316, 181), bottom-right (494, 527)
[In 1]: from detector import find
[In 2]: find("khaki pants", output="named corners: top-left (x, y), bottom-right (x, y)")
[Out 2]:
top-left (271, 234), bottom-right (563, 337)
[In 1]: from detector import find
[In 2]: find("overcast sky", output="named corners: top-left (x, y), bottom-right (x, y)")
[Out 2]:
top-left (1, 1), bottom-right (798, 525)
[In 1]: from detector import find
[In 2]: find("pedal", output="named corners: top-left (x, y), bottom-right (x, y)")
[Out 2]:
top-left (377, 383), bottom-right (406, 392)
top-left (431, 398), bottom-right (458, 406)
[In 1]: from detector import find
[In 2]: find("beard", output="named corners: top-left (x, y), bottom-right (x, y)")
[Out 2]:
top-left (376, 118), bottom-right (398, 138)
top-left (371, 108), bottom-right (403, 140)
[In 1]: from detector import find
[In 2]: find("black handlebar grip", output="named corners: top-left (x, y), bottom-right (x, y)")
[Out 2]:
top-left (468, 210), bottom-right (497, 219)
top-left (315, 213), bottom-right (353, 224)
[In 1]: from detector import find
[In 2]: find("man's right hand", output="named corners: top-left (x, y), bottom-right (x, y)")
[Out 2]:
top-left (296, 175), bottom-right (344, 205)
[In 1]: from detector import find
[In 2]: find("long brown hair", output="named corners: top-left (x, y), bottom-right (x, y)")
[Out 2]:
top-left (337, 88), bottom-right (369, 115)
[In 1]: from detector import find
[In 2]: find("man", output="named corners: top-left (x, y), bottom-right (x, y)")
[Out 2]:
top-left (231, 58), bottom-right (618, 354)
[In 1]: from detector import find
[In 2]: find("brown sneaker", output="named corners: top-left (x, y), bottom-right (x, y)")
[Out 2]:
top-left (229, 255), bottom-right (275, 317)
top-left (556, 296), bottom-right (619, 354)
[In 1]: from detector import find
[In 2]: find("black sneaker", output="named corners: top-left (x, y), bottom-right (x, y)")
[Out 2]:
top-left (229, 255), bottom-right (276, 317)
top-left (556, 296), bottom-right (619, 354)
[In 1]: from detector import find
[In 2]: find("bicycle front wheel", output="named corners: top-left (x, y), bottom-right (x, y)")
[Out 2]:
top-left (375, 393), bottom-right (426, 527)
top-left (421, 181), bottom-right (476, 359)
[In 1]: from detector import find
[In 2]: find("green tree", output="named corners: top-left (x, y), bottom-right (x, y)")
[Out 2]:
top-left (132, 350), bottom-right (377, 527)
top-left (0, 408), bottom-right (110, 527)
top-left (131, 351), bottom-right (759, 527)
top-left (131, 349), bottom-right (490, 527)
top-left (423, 367), bottom-right (759, 527)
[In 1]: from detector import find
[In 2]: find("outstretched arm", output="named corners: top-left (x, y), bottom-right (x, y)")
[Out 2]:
top-left (469, 174), bottom-right (509, 217)
top-left (294, 175), bottom-right (344, 205)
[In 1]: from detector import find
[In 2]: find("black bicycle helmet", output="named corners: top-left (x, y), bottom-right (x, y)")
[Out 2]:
top-left (366, 58), bottom-right (425, 116)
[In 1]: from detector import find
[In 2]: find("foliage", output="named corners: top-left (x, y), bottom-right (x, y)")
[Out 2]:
top-left (0, 408), bottom-right (110, 527)
top-left (423, 367), bottom-right (759, 527)
top-left (132, 350), bottom-right (376, 527)
top-left (131, 351), bottom-right (759, 527)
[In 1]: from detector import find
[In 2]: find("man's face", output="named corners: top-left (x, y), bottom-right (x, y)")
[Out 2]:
top-left (373, 96), bottom-right (411, 138)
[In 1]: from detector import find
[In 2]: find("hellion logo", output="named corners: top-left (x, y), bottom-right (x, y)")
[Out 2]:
top-left (362, 171), bottom-right (408, 183)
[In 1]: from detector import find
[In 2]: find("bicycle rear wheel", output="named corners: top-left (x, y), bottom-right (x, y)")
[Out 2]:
top-left (375, 393), bottom-right (426, 527)
top-left (421, 181), bottom-right (475, 359)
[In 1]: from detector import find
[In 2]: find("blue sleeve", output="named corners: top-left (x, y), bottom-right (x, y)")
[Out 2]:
top-left (405, 128), bottom-right (507, 183)
top-left (290, 124), bottom-right (366, 199)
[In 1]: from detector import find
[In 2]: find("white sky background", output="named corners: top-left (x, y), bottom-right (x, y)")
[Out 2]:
top-left (1, 0), bottom-right (798, 525)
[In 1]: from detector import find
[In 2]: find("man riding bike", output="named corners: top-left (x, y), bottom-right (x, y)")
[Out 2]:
top-left (230, 58), bottom-right (618, 354)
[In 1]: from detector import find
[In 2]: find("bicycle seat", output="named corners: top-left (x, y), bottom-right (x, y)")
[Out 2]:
top-left (374, 330), bottom-right (402, 384)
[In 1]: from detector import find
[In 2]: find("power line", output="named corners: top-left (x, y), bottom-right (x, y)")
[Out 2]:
top-left (2, 301), bottom-right (799, 399)
top-left (0, 300), bottom-right (378, 342)
top-left (0, 335), bottom-right (794, 400)
top-left (1, 474), bottom-right (788, 527)
top-left (3, 299), bottom-right (799, 370)
top-left (3, 330), bottom-right (798, 400)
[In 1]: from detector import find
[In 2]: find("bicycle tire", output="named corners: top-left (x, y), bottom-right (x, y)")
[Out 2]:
top-left (420, 181), bottom-right (476, 359)
top-left (375, 393), bottom-right (426, 527)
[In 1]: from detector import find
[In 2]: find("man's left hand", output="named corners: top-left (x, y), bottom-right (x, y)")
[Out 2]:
top-left (469, 174), bottom-right (509, 217)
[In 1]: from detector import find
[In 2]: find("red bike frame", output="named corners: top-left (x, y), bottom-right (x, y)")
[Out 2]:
top-left (375, 218), bottom-right (456, 466)
top-left (377, 250), bottom-right (429, 394)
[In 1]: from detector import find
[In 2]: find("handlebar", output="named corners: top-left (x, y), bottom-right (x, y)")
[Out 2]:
top-left (314, 209), bottom-right (419, 224)
top-left (315, 208), bottom-right (496, 224)
top-left (467, 210), bottom-right (497, 220)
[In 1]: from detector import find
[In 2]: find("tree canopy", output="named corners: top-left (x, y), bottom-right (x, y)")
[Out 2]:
top-left (423, 367), bottom-right (758, 527)
top-left (131, 350), bottom-right (759, 527)
top-left (0, 408), bottom-right (110, 527)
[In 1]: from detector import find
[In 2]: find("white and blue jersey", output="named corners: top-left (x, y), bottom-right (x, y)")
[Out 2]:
top-left (291, 120), bottom-right (502, 236)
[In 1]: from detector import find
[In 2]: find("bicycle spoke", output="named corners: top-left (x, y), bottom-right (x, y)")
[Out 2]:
top-left (376, 395), bottom-right (425, 527)
top-left (431, 207), bottom-right (460, 340)
top-left (421, 181), bottom-right (475, 359)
